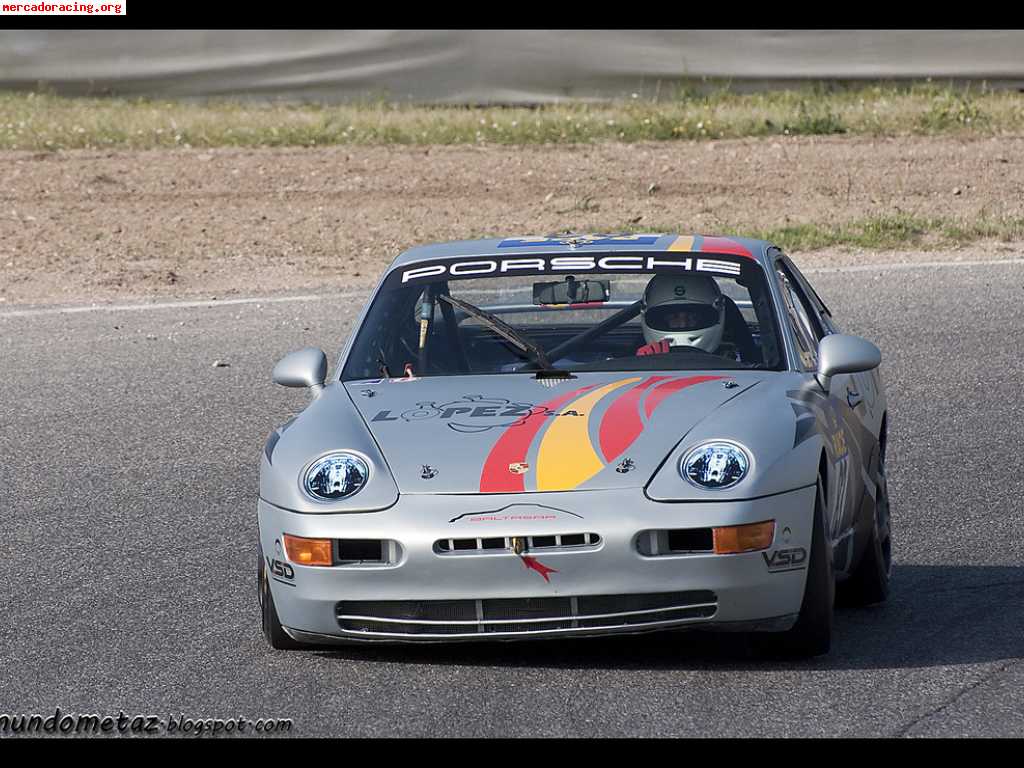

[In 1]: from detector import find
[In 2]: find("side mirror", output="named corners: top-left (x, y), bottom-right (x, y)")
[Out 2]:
top-left (816, 334), bottom-right (881, 391)
top-left (273, 347), bottom-right (327, 395)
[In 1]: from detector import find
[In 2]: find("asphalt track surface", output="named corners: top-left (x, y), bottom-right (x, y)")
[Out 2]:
top-left (2, 259), bottom-right (1023, 738)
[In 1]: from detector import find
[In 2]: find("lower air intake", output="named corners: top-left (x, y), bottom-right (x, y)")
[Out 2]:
top-left (336, 590), bottom-right (717, 639)
top-left (636, 529), bottom-right (714, 556)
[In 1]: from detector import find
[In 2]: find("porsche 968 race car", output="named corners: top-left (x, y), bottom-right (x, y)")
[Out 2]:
top-left (258, 234), bottom-right (891, 656)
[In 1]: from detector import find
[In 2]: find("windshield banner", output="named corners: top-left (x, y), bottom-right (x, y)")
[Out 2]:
top-left (394, 253), bottom-right (752, 287)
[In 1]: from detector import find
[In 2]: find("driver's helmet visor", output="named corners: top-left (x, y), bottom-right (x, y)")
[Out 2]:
top-left (644, 302), bottom-right (720, 332)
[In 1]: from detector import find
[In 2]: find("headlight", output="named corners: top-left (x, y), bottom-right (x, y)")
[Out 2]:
top-left (303, 453), bottom-right (369, 501)
top-left (680, 441), bottom-right (750, 490)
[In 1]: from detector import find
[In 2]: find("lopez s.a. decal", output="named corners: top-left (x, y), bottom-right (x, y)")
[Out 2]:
top-left (370, 394), bottom-right (584, 433)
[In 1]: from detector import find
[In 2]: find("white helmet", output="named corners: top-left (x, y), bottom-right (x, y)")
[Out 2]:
top-left (641, 273), bottom-right (725, 353)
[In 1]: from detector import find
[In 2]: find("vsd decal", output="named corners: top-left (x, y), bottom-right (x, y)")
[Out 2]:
top-left (266, 557), bottom-right (295, 582)
top-left (762, 548), bottom-right (807, 571)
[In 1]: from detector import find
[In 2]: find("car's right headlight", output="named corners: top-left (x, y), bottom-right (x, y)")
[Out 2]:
top-left (680, 441), bottom-right (750, 490)
top-left (303, 453), bottom-right (369, 501)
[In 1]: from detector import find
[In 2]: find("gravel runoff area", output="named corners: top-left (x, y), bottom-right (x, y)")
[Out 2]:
top-left (2, 134), bottom-right (1024, 306)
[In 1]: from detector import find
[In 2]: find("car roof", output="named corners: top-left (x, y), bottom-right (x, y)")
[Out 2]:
top-left (388, 234), bottom-right (776, 272)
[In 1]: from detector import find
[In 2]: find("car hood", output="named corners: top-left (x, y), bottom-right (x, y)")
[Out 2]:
top-left (345, 371), bottom-right (769, 494)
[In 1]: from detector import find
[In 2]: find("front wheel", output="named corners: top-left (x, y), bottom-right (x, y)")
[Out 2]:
top-left (838, 453), bottom-right (893, 606)
top-left (259, 547), bottom-right (306, 651)
top-left (759, 475), bottom-right (834, 658)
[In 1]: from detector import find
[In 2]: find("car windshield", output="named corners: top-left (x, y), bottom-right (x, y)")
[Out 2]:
top-left (342, 254), bottom-right (785, 381)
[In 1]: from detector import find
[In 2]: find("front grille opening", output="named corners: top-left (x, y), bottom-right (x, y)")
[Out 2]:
top-left (577, 604), bottom-right (715, 628)
top-left (344, 619), bottom-right (470, 635)
top-left (341, 599), bottom-right (478, 622)
top-left (434, 533), bottom-right (601, 554)
top-left (667, 528), bottom-right (714, 552)
top-left (482, 597), bottom-right (571, 621)
top-left (336, 539), bottom-right (385, 563)
top-left (636, 529), bottom-right (714, 556)
top-left (578, 590), bottom-right (715, 614)
top-left (485, 621), bottom-right (567, 634)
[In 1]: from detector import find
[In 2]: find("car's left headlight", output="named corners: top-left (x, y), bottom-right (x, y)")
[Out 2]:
top-left (680, 441), bottom-right (750, 490)
top-left (303, 452), bottom-right (369, 501)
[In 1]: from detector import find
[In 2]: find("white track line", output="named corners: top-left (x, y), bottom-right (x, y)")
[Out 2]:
top-left (802, 257), bottom-right (1024, 275)
top-left (0, 291), bottom-right (364, 319)
top-left (2, 257), bottom-right (1023, 320)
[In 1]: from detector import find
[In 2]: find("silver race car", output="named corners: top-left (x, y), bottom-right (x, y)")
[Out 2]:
top-left (258, 234), bottom-right (891, 656)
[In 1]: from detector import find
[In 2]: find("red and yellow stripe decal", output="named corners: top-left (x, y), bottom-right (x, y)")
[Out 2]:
top-left (643, 375), bottom-right (724, 418)
top-left (667, 235), bottom-right (695, 252)
top-left (598, 375), bottom-right (671, 462)
top-left (479, 383), bottom-right (598, 493)
top-left (535, 378), bottom-right (641, 491)
top-left (667, 235), bottom-right (754, 259)
top-left (479, 374), bottom-right (725, 493)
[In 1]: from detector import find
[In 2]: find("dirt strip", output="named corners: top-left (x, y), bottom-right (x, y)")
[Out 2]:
top-left (2, 135), bottom-right (1023, 305)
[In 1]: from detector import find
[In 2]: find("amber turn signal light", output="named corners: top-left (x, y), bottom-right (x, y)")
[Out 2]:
top-left (283, 534), bottom-right (334, 566)
top-left (712, 520), bottom-right (775, 554)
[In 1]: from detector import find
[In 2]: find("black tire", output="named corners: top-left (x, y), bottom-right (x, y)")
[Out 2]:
top-left (838, 450), bottom-right (893, 607)
top-left (759, 475), bottom-right (834, 658)
top-left (259, 548), bottom-right (305, 651)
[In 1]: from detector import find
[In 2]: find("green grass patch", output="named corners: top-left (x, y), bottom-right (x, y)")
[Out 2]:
top-left (1, 81), bottom-right (1023, 150)
top-left (759, 214), bottom-right (1024, 251)
top-left (757, 214), bottom-right (934, 250)
top-left (587, 213), bottom-right (1024, 252)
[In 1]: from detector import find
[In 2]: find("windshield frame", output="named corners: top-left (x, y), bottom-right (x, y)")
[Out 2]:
top-left (338, 249), bottom-right (791, 382)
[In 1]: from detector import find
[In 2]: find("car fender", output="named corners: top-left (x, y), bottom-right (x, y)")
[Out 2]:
top-left (260, 383), bottom-right (399, 514)
top-left (645, 373), bottom-right (825, 503)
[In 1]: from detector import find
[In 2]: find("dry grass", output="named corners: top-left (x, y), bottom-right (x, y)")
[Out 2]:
top-left (602, 214), bottom-right (1024, 252)
top-left (2, 82), bottom-right (1023, 151)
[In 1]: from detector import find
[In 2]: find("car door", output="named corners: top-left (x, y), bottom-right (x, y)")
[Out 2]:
top-left (788, 262), bottom-right (885, 443)
top-left (772, 255), bottom-right (865, 560)
top-left (784, 257), bottom-right (884, 435)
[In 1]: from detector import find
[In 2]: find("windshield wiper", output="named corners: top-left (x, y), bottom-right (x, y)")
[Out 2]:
top-left (437, 294), bottom-right (562, 373)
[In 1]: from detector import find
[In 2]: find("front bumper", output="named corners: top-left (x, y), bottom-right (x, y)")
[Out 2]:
top-left (257, 485), bottom-right (816, 643)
